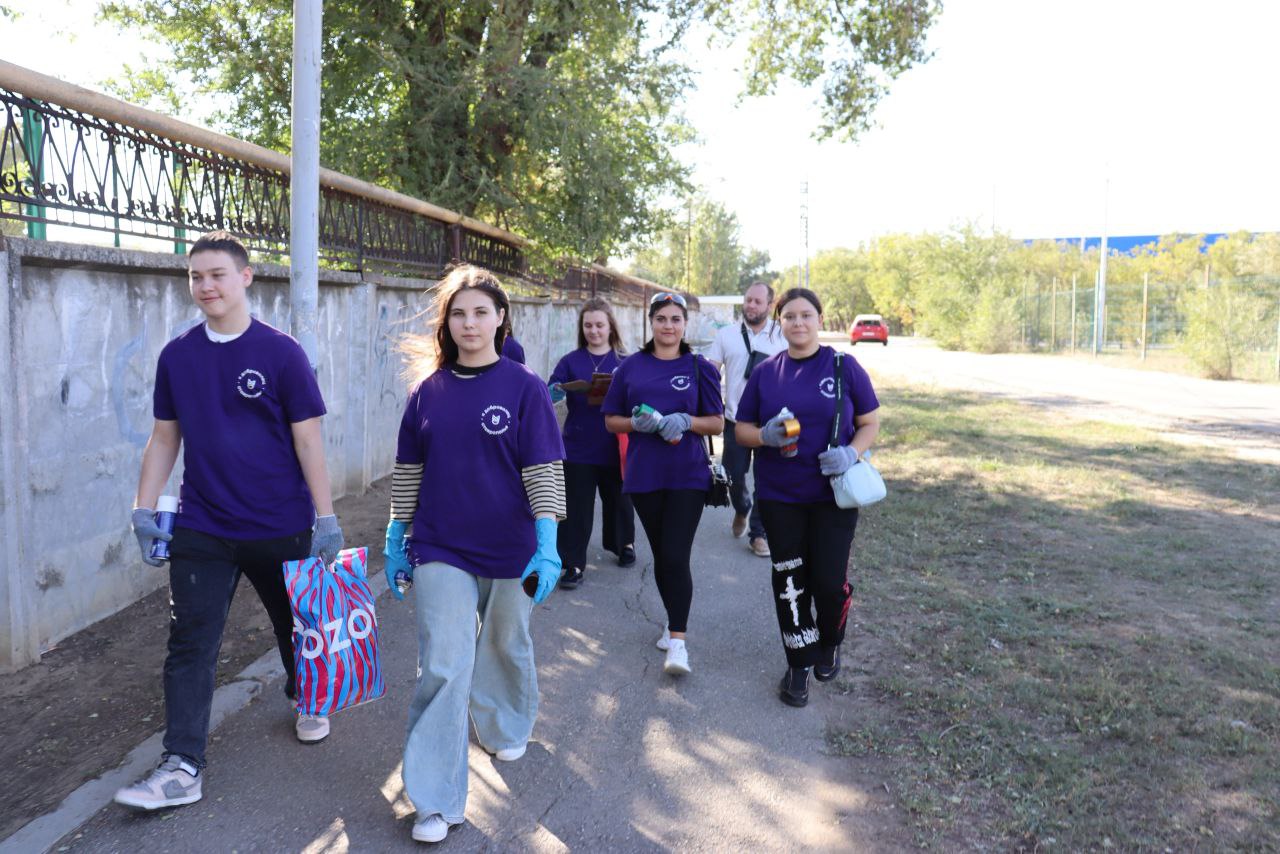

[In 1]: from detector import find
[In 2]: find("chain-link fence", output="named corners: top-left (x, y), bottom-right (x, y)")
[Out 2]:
top-left (1020, 274), bottom-right (1280, 381)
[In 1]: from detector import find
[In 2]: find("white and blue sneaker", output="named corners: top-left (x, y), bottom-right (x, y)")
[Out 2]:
top-left (113, 755), bottom-right (202, 810)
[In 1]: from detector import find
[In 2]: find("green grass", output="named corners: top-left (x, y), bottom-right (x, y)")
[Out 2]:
top-left (835, 384), bottom-right (1280, 850)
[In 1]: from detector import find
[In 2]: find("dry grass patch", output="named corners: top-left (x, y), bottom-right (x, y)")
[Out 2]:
top-left (835, 383), bottom-right (1280, 850)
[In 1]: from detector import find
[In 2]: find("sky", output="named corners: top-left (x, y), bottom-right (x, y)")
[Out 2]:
top-left (5, 0), bottom-right (1280, 267)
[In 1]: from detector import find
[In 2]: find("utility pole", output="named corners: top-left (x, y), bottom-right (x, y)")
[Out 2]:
top-left (684, 194), bottom-right (693, 292)
top-left (1140, 272), bottom-right (1149, 360)
top-left (1070, 273), bottom-right (1077, 353)
top-left (1051, 276), bottom-right (1058, 351)
top-left (799, 180), bottom-right (809, 289)
top-left (1093, 175), bottom-right (1109, 355)
top-left (290, 0), bottom-right (322, 369)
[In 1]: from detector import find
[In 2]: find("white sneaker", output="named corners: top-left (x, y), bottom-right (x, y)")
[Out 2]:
top-left (412, 813), bottom-right (450, 843)
top-left (493, 744), bottom-right (527, 762)
top-left (663, 639), bottom-right (691, 676)
top-left (656, 625), bottom-right (671, 651)
top-left (296, 713), bottom-right (330, 743)
top-left (113, 755), bottom-right (202, 810)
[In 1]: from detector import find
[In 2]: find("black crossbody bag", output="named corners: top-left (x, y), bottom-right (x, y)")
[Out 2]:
top-left (741, 323), bottom-right (768, 379)
top-left (694, 354), bottom-right (732, 506)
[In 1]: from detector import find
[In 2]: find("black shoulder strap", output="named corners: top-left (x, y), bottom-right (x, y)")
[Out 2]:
top-left (740, 322), bottom-right (753, 355)
top-left (694, 354), bottom-right (714, 462)
top-left (829, 351), bottom-right (843, 450)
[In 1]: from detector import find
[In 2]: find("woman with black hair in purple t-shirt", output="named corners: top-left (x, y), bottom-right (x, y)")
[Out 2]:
top-left (382, 266), bottom-right (567, 844)
top-left (602, 292), bottom-right (723, 676)
top-left (735, 287), bottom-right (881, 708)
top-left (548, 298), bottom-right (637, 589)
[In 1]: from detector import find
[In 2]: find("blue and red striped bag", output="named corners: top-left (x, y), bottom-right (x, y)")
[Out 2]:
top-left (284, 547), bottom-right (386, 716)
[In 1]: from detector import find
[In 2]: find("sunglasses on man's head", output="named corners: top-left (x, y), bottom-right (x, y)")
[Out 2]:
top-left (650, 292), bottom-right (687, 308)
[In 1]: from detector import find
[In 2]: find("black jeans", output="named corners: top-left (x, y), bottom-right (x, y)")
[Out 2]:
top-left (557, 460), bottom-right (636, 570)
top-left (630, 489), bottom-right (705, 634)
top-left (757, 500), bottom-right (858, 667)
top-left (722, 419), bottom-right (766, 541)
top-left (163, 526), bottom-right (311, 768)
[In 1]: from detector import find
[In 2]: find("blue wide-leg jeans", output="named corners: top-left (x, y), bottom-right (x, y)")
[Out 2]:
top-left (402, 562), bottom-right (538, 823)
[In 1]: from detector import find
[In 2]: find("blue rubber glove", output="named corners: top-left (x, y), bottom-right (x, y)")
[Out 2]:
top-left (818, 445), bottom-right (860, 476)
top-left (131, 508), bottom-right (170, 568)
top-left (520, 517), bottom-right (562, 604)
top-left (758, 414), bottom-right (792, 448)
top-left (631, 407), bottom-right (662, 433)
top-left (657, 412), bottom-right (692, 443)
top-left (311, 515), bottom-right (345, 566)
top-left (548, 382), bottom-right (566, 404)
top-left (383, 519), bottom-right (412, 601)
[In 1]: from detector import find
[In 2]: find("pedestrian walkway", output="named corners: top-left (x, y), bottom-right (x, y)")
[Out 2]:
top-left (42, 500), bottom-right (902, 852)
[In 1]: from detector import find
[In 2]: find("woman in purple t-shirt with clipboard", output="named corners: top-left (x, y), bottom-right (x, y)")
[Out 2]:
top-left (548, 298), bottom-right (637, 589)
top-left (602, 292), bottom-right (724, 676)
top-left (734, 287), bottom-right (881, 708)
top-left (380, 266), bottom-right (567, 844)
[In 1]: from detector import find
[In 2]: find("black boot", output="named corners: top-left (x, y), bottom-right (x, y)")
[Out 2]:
top-left (559, 566), bottom-right (584, 589)
top-left (617, 545), bottom-right (636, 567)
top-left (814, 645), bottom-right (841, 682)
top-left (779, 666), bottom-right (810, 707)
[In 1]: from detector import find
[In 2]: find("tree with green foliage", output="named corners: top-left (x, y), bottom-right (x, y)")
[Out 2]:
top-left (100, 0), bottom-right (939, 259)
top-left (708, 0), bottom-right (941, 140)
top-left (627, 194), bottom-right (769, 295)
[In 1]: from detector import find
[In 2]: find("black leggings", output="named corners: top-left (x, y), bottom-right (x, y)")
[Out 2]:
top-left (630, 489), bottom-right (705, 633)
top-left (757, 499), bottom-right (858, 667)
top-left (557, 460), bottom-right (636, 570)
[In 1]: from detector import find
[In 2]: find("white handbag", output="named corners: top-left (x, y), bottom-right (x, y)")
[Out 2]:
top-left (828, 353), bottom-right (886, 509)
top-left (830, 449), bottom-right (886, 509)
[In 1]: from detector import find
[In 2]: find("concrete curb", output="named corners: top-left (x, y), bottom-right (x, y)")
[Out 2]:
top-left (0, 574), bottom-right (390, 854)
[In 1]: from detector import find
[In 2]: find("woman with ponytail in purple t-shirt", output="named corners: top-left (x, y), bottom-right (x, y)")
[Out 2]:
top-left (735, 288), bottom-right (881, 708)
top-left (602, 292), bottom-right (724, 676)
top-left (381, 266), bottom-right (567, 844)
top-left (548, 298), bottom-right (637, 589)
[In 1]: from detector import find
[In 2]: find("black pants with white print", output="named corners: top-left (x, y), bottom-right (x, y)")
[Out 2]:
top-left (757, 499), bottom-right (857, 668)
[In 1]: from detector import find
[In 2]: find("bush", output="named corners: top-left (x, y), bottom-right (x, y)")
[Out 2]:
top-left (1178, 282), bottom-right (1274, 379)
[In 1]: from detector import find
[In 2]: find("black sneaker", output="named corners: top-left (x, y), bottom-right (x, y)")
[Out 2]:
top-left (814, 645), bottom-right (841, 682)
top-left (617, 545), bottom-right (636, 567)
top-left (778, 666), bottom-right (810, 707)
top-left (559, 566), bottom-right (584, 589)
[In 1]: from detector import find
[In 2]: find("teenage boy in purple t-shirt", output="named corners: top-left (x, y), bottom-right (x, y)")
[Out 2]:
top-left (114, 231), bottom-right (345, 812)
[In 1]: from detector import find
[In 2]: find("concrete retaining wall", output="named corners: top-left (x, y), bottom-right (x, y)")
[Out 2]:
top-left (0, 237), bottom-right (674, 671)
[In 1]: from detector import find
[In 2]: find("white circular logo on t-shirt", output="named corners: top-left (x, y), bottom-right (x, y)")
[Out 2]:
top-left (671, 375), bottom-right (691, 391)
top-left (237, 369), bottom-right (267, 399)
top-left (481, 404), bottom-right (513, 435)
top-left (818, 377), bottom-right (837, 399)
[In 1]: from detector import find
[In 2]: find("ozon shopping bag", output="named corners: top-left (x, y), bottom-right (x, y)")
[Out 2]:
top-left (284, 547), bottom-right (386, 716)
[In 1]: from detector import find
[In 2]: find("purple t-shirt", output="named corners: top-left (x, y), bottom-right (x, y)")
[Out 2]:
top-left (736, 346), bottom-right (880, 504)
top-left (601, 351), bottom-right (723, 494)
top-left (502, 336), bottom-right (526, 364)
top-left (550, 348), bottom-right (625, 467)
top-left (153, 318), bottom-right (326, 538)
top-left (396, 358), bottom-right (565, 579)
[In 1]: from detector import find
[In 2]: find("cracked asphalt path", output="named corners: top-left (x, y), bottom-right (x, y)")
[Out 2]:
top-left (59, 499), bottom-right (903, 852)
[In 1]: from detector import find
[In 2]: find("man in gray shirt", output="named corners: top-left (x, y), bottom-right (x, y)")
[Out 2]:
top-left (705, 281), bottom-right (786, 557)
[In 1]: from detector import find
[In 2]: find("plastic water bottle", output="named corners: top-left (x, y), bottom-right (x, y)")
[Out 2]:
top-left (148, 495), bottom-right (179, 563)
top-left (394, 570), bottom-right (413, 596)
top-left (776, 407), bottom-right (801, 457)
top-left (634, 403), bottom-right (679, 444)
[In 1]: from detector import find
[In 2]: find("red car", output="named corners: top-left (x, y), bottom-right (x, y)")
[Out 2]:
top-left (849, 314), bottom-right (888, 346)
